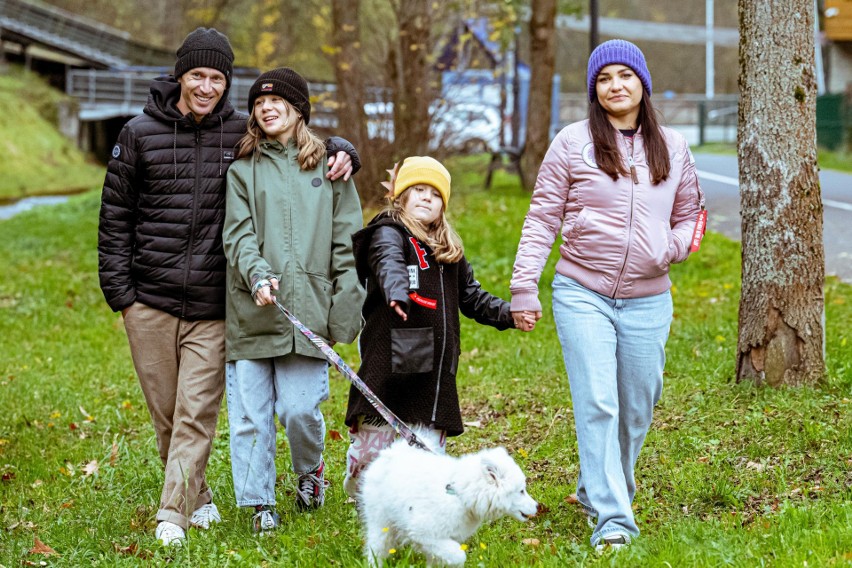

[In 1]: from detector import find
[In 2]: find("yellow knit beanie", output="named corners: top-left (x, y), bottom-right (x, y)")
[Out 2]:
top-left (393, 156), bottom-right (452, 208)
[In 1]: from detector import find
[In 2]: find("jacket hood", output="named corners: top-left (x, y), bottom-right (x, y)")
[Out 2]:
top-left (144, 75), bottom-right (236, 126)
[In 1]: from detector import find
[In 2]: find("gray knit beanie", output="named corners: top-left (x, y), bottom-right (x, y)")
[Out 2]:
top-left (248, 67), bottom-right (312, 124)
top-left (587, 39), bottom-right (652, 102)
top-left (175, 27), bottom-right (234, 87)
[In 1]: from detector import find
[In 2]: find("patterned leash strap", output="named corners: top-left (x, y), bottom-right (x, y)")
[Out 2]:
top-left (272, 297), bottom-right (433, 453)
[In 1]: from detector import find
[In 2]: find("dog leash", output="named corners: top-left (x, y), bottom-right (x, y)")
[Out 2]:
top-left (271, 297), bottom-right (434, 453)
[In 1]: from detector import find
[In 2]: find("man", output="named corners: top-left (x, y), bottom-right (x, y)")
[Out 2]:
top-left (98, 28), bottom-right (359, 545)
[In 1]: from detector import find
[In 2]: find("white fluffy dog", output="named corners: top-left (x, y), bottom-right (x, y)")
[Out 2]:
top-left (358, 437), bottom-right (538, 567)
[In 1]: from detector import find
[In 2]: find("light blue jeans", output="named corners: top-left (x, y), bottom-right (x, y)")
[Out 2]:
top-left (225, 354), bottom-right (329, 507)
top-left (551, 274), bottom-right (671, 546)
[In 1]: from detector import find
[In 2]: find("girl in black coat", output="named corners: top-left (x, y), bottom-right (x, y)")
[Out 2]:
top-left (342, 156), bottom-right (532, 498)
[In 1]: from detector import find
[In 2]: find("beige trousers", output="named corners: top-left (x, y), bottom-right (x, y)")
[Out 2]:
top-left (123, 302), bottom-right (225, 529)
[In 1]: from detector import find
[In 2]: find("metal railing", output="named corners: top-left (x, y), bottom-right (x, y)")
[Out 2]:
top-left (556, 93), bottom-right (739, 146)
top-left (66, 69), bottom-right (346, 127)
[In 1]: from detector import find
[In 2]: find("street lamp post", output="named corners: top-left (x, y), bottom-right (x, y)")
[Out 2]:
top-left (706, 0), bottom-right (715, 99)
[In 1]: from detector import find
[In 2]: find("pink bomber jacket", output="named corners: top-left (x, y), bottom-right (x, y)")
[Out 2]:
top-left (511, 119), bottom-right (705, 310)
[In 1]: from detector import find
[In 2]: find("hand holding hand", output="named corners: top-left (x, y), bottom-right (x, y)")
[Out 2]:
top-left (512, 310), bottom-right (541, 332)
top-left (327, 151), bottom-right (353, 181)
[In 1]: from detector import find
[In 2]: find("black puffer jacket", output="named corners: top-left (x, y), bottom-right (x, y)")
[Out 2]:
top-left (345, 214), bottom-right (514, 436)
top-left (98, 77), bottom-right (359, 320)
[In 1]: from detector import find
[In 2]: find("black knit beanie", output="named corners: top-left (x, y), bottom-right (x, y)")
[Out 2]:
top-left (175, 27), bottom-right (234, 87)
top-left (247, 67), bottom-right (312, 124)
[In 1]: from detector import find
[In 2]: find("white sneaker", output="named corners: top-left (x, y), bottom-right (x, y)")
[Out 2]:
top-left (190, 502), bottom-right (221, 529)
top-left (595, 533), bottom-right (630, 553)
top-left (155, 521), bottom-right (186, 546)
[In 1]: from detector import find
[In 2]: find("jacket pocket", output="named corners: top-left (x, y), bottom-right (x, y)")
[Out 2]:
top-left (391, 327), bottom-right (434, 374)
top-left (301, 271), bottom-right (333, 339)
top-left (233, 289), bottom-right (282, 338)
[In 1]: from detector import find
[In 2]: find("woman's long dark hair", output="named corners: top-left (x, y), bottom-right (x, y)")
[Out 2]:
top-left (588, 90), bottom-right (671, 185)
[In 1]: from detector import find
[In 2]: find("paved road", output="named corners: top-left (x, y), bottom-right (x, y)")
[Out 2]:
top-left (693, 152), bottom-right (852, 283)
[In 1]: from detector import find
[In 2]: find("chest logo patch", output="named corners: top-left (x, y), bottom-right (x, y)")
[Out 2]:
top-left (409, 237), bottom-right (429, 269)
top-left (407, 265), bottom-right (419, 289)
top-left (111, 144), bottom-right (121, 159)
top-left (581, 143), bottom-right (598, 168)
top-left (312, 177), bottom-right (322, 187)
top-left (223, 150), bottom-right (234, 161)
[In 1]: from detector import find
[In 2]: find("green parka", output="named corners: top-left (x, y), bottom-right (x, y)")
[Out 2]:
top-left (223, 139), bottom-right (364, 362)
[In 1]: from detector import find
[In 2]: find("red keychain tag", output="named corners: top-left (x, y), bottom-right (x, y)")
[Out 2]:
top-left (690, 209), bottom-right (708, 252)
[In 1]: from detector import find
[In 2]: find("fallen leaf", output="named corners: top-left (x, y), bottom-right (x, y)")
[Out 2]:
top-left (463, 420), bottom-right (482, 428)
top-left (565, 493), bottom-right (579, 504)
top-left (79, 406), bottom-right (94, 422)
top-left (8, 520), bottom-right (37, 531)
top-left (83, 460), bottom-right (99, 477)
top-left (60, 501), bottom-right (74, 509)
top-left (697, 456), bottom-right (710, 463)
top-left (522, 538), bottom-right (540, 547)
top-left (113, 542), bottom-right (138, 555)
top-left (746, 461), bottom-right (766, 472)
top-left (328, 430), bottom-right (343, 441)
top-left (109, 437), bottom-right (119, 467)
top-left (68, 423), bottom-right (78, 431)
top-left (30, 536), bottom-right (58, 556)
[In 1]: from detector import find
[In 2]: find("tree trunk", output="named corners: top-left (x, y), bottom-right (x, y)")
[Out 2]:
top-left (736, 0), bottom-right (824, 386)
top-left (331, 0), bottom-right (369, 152)
top-left (520, 0), bottom-right (557, 191)
top-left (391, 0), bottom-right (432, 158)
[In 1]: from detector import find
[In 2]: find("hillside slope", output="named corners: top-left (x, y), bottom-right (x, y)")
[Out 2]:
top-left (0, 67), bottom-right (103, 200)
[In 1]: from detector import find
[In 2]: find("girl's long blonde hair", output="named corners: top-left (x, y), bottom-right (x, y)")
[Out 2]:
top-left (236, 99), bottom-right (325, 170)
top-left (386, 185), bottom-right (464, 264)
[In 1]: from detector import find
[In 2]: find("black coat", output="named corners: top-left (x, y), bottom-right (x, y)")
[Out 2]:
top-left (345, 214), bottom-right (514, 436)
top-left (98, 77), bottom-right (359, 320)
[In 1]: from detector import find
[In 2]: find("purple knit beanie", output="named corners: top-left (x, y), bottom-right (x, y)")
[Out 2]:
top-left (587, 39), bottom-right (652, 102)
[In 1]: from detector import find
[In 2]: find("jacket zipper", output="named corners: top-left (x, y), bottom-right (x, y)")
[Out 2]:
top-left (431, 265), bottom-right (447, 423)
top-left (180, 127), bottom-right (202, 317)
top-left (614, 134), bottom-right (637, 297)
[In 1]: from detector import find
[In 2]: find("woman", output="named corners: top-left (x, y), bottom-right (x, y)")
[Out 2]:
top-left (510, 39), bottom-right (705, 550)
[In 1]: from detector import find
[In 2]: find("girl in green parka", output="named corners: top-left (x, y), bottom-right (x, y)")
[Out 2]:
top-left (222, 68), bottom-right (364, 532)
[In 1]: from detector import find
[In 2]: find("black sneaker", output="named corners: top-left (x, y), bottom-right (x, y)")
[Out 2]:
top-left (295, 458), bottom-right (329, 510)
top-left (251, 505), bottom-right (280, 533)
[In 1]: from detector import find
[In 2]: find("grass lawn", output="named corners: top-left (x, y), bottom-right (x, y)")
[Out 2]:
top-left (0, 158), bottom-right (850, 567)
